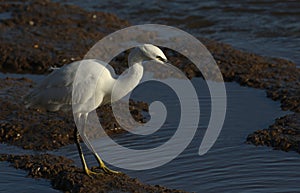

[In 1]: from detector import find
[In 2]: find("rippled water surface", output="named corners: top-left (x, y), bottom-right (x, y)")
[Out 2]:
top-left (0, 162), bottom-right (60, 193)
top-left (1, 1), bottom-right (300, 192)
top-left (57, 0), bottom-right (300, 66)
top-left (1, 75), bottom-right (299, 192)
top-left (49, 78), bottom-right (299, 192)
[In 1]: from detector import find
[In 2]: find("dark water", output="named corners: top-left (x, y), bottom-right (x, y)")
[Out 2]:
top-left (0, 145), bottom-right (61, 193)
top-left (0, 163), bottom-right (57, 193)
top-left (0, 74), bottom-right (299, 192)
top-left (50, 78), bottom-right (299, 192)
top-left (57, 0), bottom-right (300, 66)
top-left (1, 1), bottom-right (300, 192)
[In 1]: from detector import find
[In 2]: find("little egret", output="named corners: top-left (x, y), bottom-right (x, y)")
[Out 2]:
top-left (24, 44), bottom-right (168, 175)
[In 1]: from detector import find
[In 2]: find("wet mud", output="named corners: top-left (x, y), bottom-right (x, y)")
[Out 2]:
top-left (0, 153), bottom-right (187, 193)
top-left (0, 0), bottom-right (299, 192)
top-left (0, 77), bottom-right (148, 150)
top-left (0, 0), bottom-right (129, 74)
top-left (200, 39), bottom-right (300, 153)
top-left (247, 113), bottom-right (300, 152)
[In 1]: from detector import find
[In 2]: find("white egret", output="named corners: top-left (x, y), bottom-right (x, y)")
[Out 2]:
top-left (24, 44), bottom-right (168, 175)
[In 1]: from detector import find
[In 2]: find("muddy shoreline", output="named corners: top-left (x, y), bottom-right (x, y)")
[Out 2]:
top-left (0, 0), bottom-right (299, 192)
top-left (0, 153), bottom-right (186, 193)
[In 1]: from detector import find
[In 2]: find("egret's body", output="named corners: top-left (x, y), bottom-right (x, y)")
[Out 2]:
top-left (25, 44), bottom-right (168, 175)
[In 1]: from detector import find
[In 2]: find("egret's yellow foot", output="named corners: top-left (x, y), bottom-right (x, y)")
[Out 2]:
top-left (94, 153), bottom-right (120, 174)
top-left (100, 164), bottom-right (120, 174)
top-left (85, 168), bottom-right (99, 176)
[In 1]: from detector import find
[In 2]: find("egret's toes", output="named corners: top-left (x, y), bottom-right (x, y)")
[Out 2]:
top-left (85, 168), bottom-right (102, 177)
top-left (101, 166), bottom-right (120, 174)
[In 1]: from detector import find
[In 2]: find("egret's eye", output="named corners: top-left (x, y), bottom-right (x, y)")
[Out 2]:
top-left (156, 56), bottom-right (166, 62)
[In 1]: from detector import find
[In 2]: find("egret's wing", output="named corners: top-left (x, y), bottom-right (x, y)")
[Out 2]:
top-left (24, 61), bottom-right (81, 110)
top-left (72, 60), bottom-right (116, 112)
top-left (25, 59), bottom-right (116, 112)
top-left (102, 62), bottom-right (117, 79)
top-left (37, 61), bottom-right (81, 89)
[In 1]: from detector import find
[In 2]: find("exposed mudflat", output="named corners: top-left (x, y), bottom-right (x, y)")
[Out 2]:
top-left (0, 0), bottom-right (129, 74)
top-left (0, 154), bottom-right (187, 193)
top-left (0, 0), bottom-right (299, 192)
top-left (247, 113), bottom-right (300, 152)
top-left (0, 77), bottom-right (149, 150)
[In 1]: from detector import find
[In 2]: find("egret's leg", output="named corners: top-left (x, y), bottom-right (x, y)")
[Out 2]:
top-left (79, 113), bottom-right (119, 174)
top-left (74, 127), bottom-right (98, 176)
top-left (81, 132), bottom-right (120, 174)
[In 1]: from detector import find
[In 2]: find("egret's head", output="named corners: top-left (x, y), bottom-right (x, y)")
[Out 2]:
top-left (139, 44), bottom-right (168, 64)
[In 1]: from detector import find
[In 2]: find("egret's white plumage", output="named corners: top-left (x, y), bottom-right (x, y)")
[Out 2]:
top-left (24, 44), bottom-right (168, 175)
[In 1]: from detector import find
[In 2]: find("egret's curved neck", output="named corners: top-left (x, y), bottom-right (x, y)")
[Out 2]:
top-left (128, 48), bottom-right (145, 66)
top-left (111, 49), bottom-right (145, 103)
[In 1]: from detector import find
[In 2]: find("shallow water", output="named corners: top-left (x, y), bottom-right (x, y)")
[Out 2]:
top-left (1, 1), bottom-right (299, 190)
top-left (0, 163), bottom-right (58, 193)
top-left (56, 0), bottom-right (300, 66)
top-left (1, 75), bottom-right (298, 192)
top-left (45, 78), bottom-right (299, 193)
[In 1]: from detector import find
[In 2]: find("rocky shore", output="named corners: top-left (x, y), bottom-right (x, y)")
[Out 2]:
top-left (0, 0), bottom-right (299, 192)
